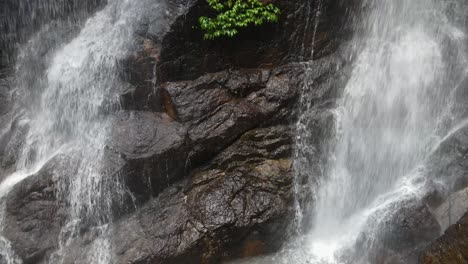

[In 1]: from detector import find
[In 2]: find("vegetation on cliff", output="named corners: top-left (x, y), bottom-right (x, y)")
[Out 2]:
top-left (199, 0), bottom-right (280, 39)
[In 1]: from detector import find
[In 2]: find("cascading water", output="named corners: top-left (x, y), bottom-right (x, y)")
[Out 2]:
top-left (242, 0), bottom-right (468, 263)
top-left (300, 0), bottom-right (468, 262)
top-left (0, 0), bottom-right (159, 263)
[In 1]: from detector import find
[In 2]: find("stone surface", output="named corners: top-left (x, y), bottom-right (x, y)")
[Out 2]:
top-left (112, 126), bottom-right (294, 264)
top-left (433, 188), bottom-right (468, 231)
top-left (2, 155), bottom-right (69, 264)
top-left (420, 123), bottom-right (468, 264)
top-left (110, 111), bottom-right (189, 202)
top-left (426, 123), bottom-right (468, 193)
top-left (422, 212), bottom-right (468, 264)
top-left (156, 0), bottom-right (353, 83)
top-left (0, 0), bottom-right (354, 263)
top-left (347, 199), bottom-right (441, 264)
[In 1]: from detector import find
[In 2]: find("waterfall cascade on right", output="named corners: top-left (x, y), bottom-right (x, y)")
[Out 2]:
top-left (304, 0), bottom-right (468, 262)
top-left (242, 0), bottom-right (468, 263)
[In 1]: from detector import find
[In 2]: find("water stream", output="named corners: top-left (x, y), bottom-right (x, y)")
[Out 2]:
top-left (0, 0), bottom-right (157, 263)
top-left (243, 0), bottom-right (468, 263)
top-left (1, 0), bottom-right (468, 263)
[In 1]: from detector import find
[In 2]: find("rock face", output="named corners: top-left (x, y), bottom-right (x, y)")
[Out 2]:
top-left (420, 123), bottom-right (468, 264)
top-left (0, 0), bottom-right (353, 263)
top-left (2, 156), bottom-right (69, 264)
top-left (422, 212), bottom-right (468, 264)
top-left (155, 0), bottom-right (353, 83)
top-left (113, 126), bottom-right (295, 263)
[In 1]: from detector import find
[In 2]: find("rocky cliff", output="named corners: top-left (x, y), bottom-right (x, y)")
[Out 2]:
top-left (0, 0), bottom-right (353, 263)
top-left (3, 0), bottom-right (468, 264)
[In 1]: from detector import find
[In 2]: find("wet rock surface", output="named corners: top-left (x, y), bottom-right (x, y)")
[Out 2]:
top-left (344, 199), bottom-right (441, 264)
top-left (155, 0), bottom-right (353, 83)
top-left (112, 126), bottom-right (294, 264)
top-left (422, 212), bottom-right (468, 264)
top-left (0, 0), bottom-right (355, 263)
top-left (419, 123), bottom-right (468, 263)
top-left (2, 155), bottom-right (69, 264)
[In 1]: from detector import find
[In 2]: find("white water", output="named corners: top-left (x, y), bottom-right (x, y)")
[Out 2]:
top-left (299, 0), bottom-right (468, 263)
top-left (242, 0), bottom-right (468, 264)
top-left (0, 0), bottom-right (157, 263)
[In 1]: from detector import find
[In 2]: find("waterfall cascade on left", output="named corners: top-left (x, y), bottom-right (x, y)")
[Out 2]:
top-left (0, 0), bottom-right (158, 263)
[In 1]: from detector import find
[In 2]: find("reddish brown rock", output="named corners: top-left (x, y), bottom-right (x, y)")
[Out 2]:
top-left (422, 212), bottom-right (468, 264)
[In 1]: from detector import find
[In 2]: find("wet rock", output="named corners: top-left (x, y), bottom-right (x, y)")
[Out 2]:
top-left (118, 1), bottom-right (191, 112)
top-left (433, 188), bottom-right (468, 231)
top-left (422, 212), bottom-right (468, 264)
top-left (417, 121), bottom-right (468, 264)
top-left (0, 118), bottom-right (29, 176)
top-left (349, 199), bottom-right (441, 264)
top-left (162, 65), bottom-right (304, 164)
top-left (0, 79), bottom-right (10, 116)
top-left (110, 111), bottom-right (188, 202)
top-left (0, 0), bottom-right (354, 263)
top-left (120, 0), bottom-right (355, 111)
top-left (112, 125), bottom-right (294, 264)
top-left (426, 123), bottom-right (468, 192)
top-left (2, 155), bottom-right (70, 264)
top-left (156, 0), bottom-right (353, 83)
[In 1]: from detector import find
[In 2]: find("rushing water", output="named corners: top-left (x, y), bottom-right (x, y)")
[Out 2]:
top-left (301, 0), bottom-right (468, 263)
top-left (0, 0), bottom-right (159, 263)
top-left (1, 0), bottom-right (468, 263)
top-left (241, 0), bottom-right (468, 264)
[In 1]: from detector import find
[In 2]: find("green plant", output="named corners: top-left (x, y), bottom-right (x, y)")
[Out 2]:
top-left (199, 0), bottom-right (280, 39)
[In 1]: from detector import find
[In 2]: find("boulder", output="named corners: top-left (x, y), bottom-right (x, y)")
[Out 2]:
top-left (433, 188), bottom-right (468, 231)
top-left (2, 155), bottom-right (70, 264)
top-left (112, 125), bottom-right (294, 264)
top-left (347, 199), bottom-right (441, 264)
top-left (426, 123), bottom-right (468, 193)
top-left (155, 0), bottom-right (352, 83)
top-left (110, 111), bottom-right (189, 202)
top-left (162, 65), bottom-right (304, 164)
top-left (422, 212), bottom-right (468, 264)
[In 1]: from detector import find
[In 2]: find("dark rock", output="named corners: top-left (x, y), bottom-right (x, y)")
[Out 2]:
top-left (426, 123), bottom-right (468, 194)
top-left (0, 0), bottom-right (355, 263)
top-left (162, 64), bottom-right (304, 164)
top-left (118, 1), bottom-right (192, 112)
top-left (417, 119), bottom-right (468, 264)
top-left (110, 111), bottom-right (188, 202)
top-left (112, 125), bottom-right (294, 264)
top-left (0, 79), bottom-right (10, 116)
top-left (156, 0), bottom-right (353, 83)
top-left (422, 211), bottom-right (468, 264)
top-left (348, 199), bottom-right (441, 264)
top-left (2, 155), bottom-right (70, 264)
top-left (432, 188), bottom-right (468, 231)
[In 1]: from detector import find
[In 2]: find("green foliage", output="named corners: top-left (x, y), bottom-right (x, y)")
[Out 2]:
top-left (199, 0), bottom-right (280, 39)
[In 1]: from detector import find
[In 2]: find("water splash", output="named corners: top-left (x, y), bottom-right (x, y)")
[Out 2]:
top-left (243, 0), bottom-right (468, 263)
top-left (0, 0), bottom-right (159, 263)
top-left (302, 0), bottom-right (468, 263)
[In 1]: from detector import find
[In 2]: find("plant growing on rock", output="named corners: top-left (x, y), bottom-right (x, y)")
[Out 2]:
top-left (199, 0), bottom-right (280, 39)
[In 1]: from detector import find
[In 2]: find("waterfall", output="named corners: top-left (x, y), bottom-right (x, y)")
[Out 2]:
top-left (304, 0), bottom-right (467, 262)
top-left (0, 0), bottom-right (157, 263)
top-left (242, 0), bottom-right (468, 263)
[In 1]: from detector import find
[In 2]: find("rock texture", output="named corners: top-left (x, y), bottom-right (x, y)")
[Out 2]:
top-left (342, 199), bottom-right (441, 264)
top-left (420, 123), bottom-right (468, 263)
top-left (0, 0), bottom-right (354, 263)
top-left (113, 126), bottom-right (295, 263)
top-left (422, 212), bottom-right (468, 264)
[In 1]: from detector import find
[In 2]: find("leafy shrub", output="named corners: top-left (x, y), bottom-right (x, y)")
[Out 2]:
top-left (199, 0), bottom-right (280, 39)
